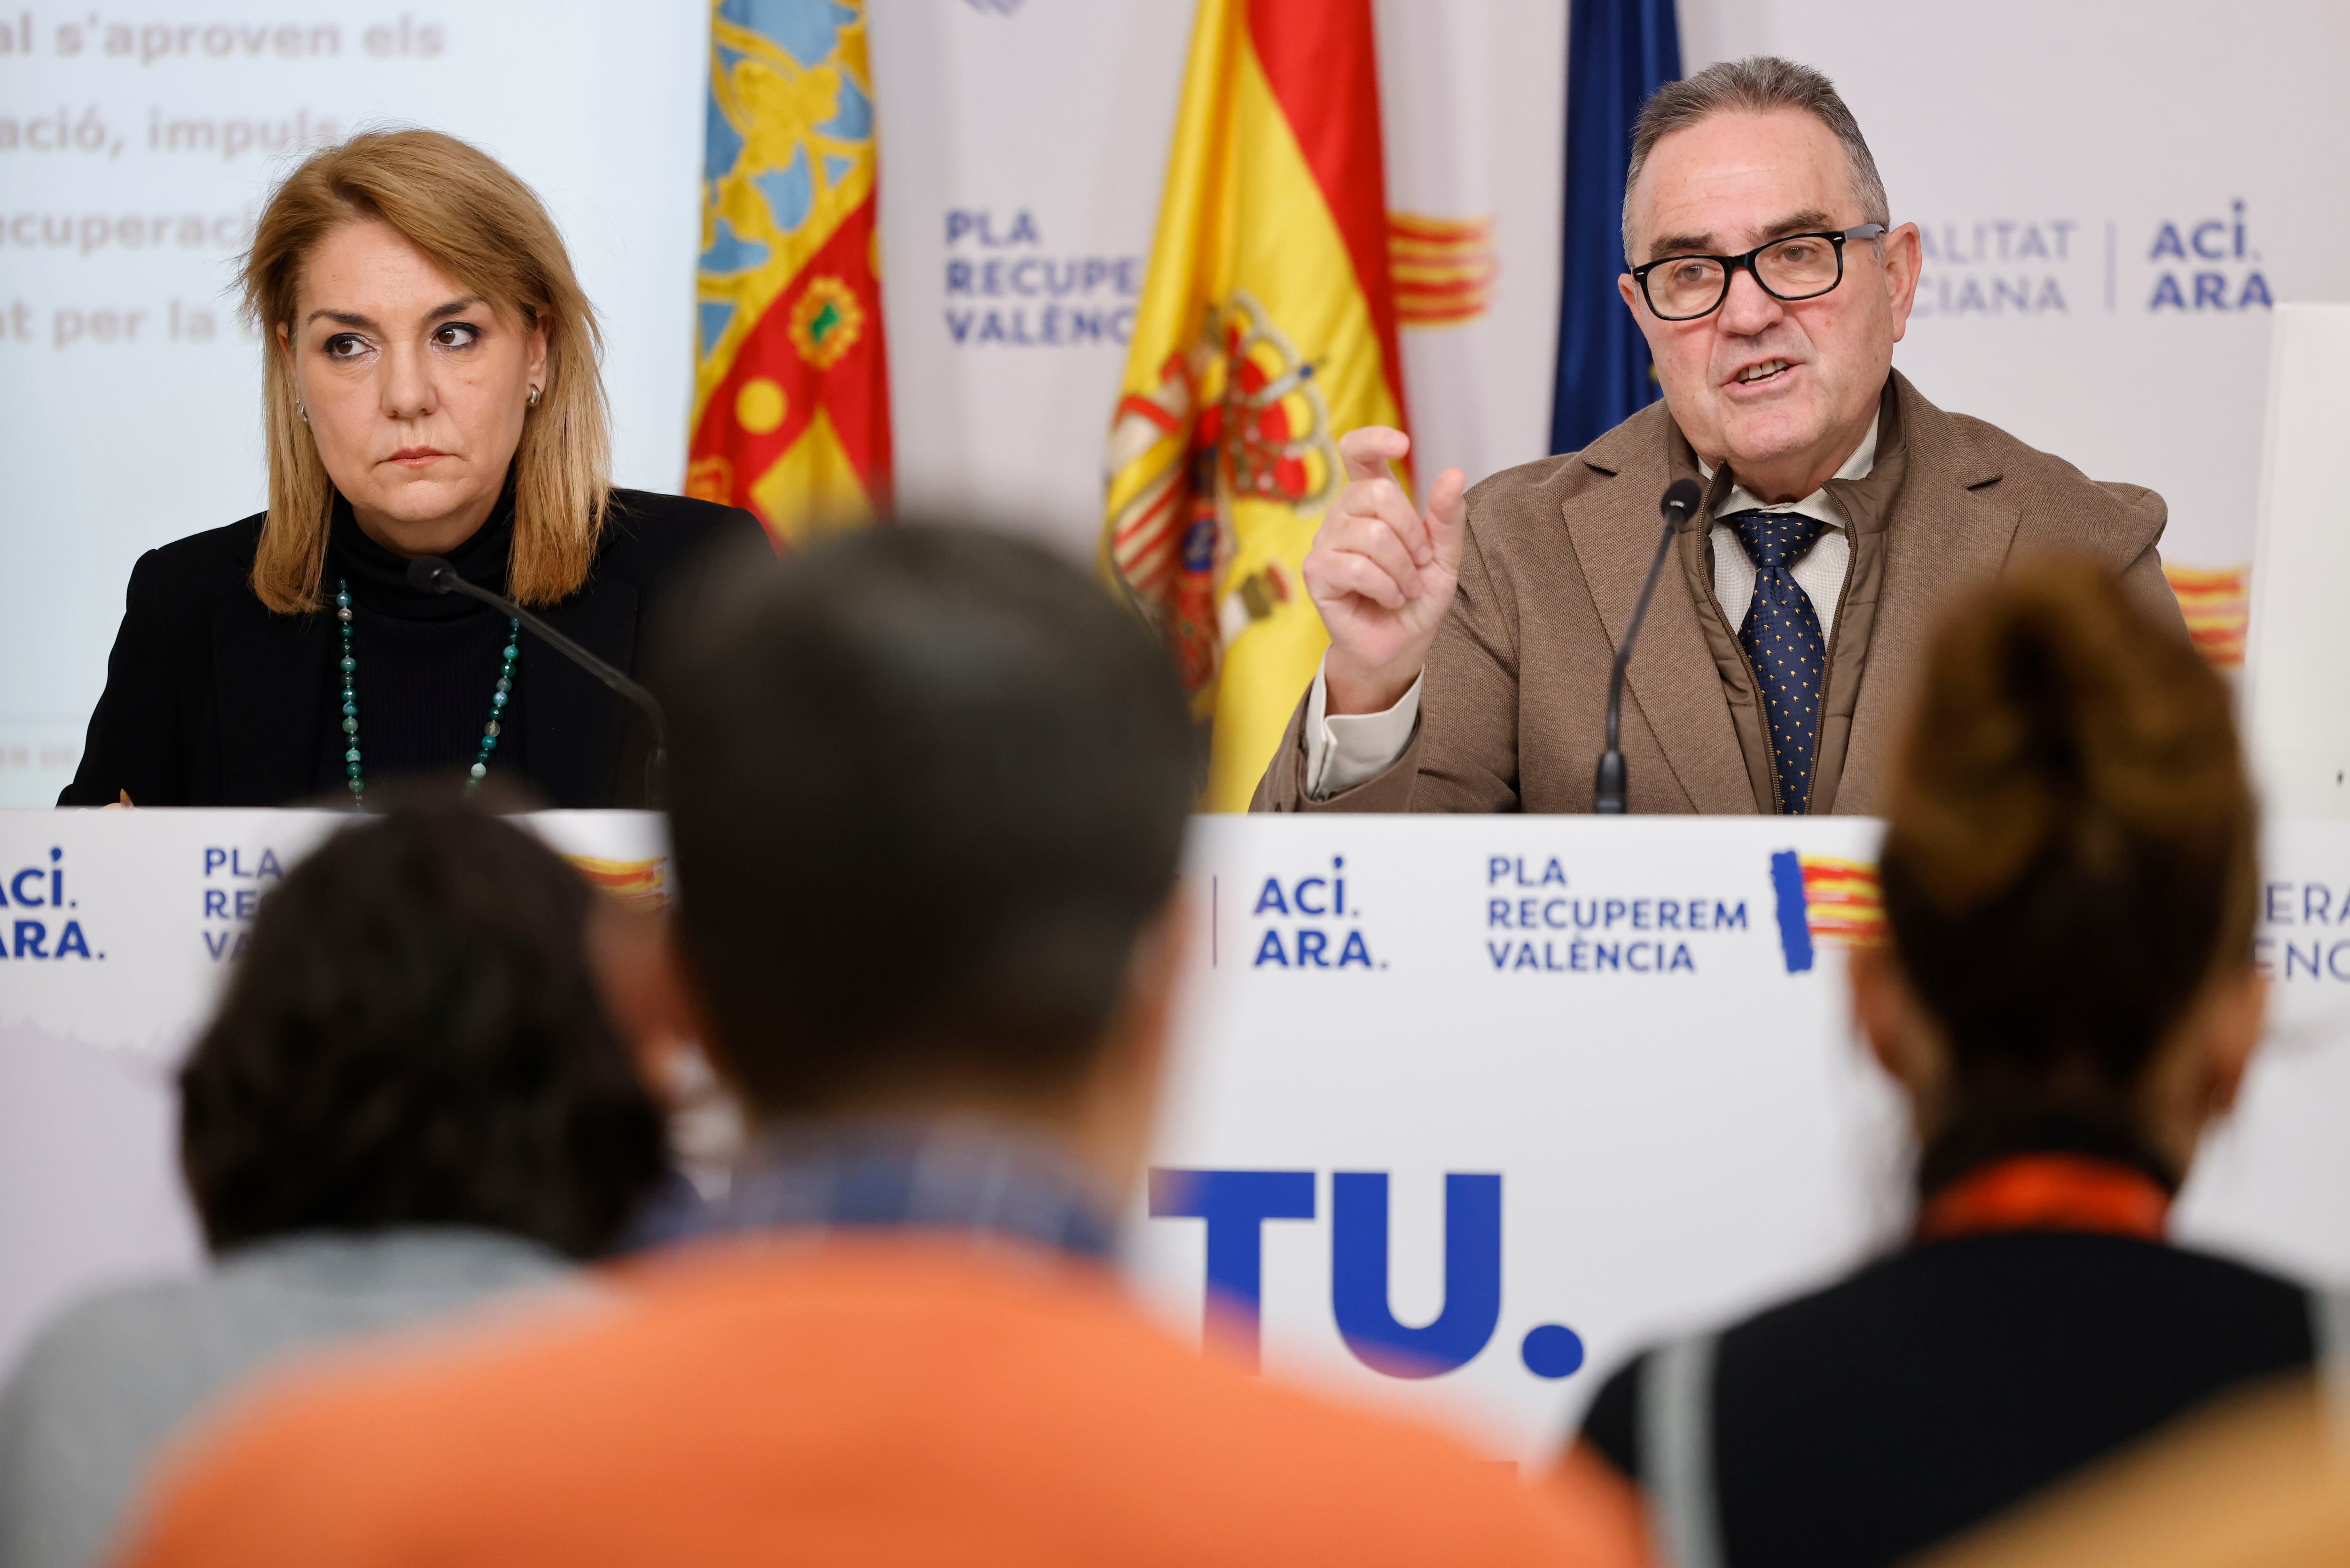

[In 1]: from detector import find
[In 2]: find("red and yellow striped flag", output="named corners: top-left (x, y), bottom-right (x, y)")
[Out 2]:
top-left (1102, 0), bottom-right (1410, 811)
top-left (561, 854), bottom-right (670, 912)
top-left (686, 0), bottom-right (892, 547)
top-left (1797, 855), bottom-right (1886, 949)
top-left (2164, 562), bottom-right (2250, 670)
top-left (1389, 213), bottom-right (1498, 327)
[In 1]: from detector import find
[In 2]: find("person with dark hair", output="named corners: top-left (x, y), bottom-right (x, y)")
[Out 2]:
top-left (112, 527), bottom-right (1647, 1568)
top-left (1259, 57), bottom-right (2187, 817)
top-left (0, 803), bottom-right (666, 1568)
top-left (1567, 556), bottom-right (2311, 1568)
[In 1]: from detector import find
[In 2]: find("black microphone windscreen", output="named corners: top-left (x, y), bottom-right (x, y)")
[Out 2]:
top-left (406, 556), bottom-right (452, 593)
top-left (1661, 477), bottom-right (1703, 520)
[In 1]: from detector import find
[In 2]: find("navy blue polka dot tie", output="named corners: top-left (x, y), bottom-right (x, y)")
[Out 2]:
top-left (1723, 509), bottom-right (1828, 814)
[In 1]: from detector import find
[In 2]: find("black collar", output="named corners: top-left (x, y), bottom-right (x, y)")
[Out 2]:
top-left (329, 482), bottom-right (517, 623)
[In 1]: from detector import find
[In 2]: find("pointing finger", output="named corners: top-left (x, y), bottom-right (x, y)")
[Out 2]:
top-left (1338, 426), bottom-right (1411, 484)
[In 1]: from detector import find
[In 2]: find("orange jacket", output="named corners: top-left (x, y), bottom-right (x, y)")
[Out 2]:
top-left (121, 1236), bottom-right (1647, 1567)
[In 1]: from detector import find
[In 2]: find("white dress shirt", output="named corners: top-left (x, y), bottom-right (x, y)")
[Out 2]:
top-left (1301, 415), bottom-right (1881, 799)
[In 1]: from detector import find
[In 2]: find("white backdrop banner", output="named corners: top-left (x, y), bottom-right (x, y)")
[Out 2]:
top-left (2244, 304), bottom-right (2350, 819)
top-left (6, 0), bottom-right (2344, 799)
top-left (0, 808), bottom-right (672, 1376)
top-left (1136, 814), bottom-right (2350, 1459)
top-left (7, 810), bottom-right (2350, 1464)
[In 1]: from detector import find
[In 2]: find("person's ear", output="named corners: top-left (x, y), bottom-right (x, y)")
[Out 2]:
top-left (1881, 221), bottom-right (1924, 342)
top-left (596, 905), bottom-right (734, 1114)
top-left (2136, 963), bottom-right (2267, 1178)
top-left (647, 913), bottom-right (739, 1090)
top-left (275, 320), bottom-right (302, 411)
top-left (1121, 891), bottom-right (1188, 1084)
top-left (1073, 889), bottom-right (1191, 1203)
top-left (2194, 964), bottom-right (2266, 1122)
top-left (1617, 269), bottom-right (1669, 358)
top-left (525, 320), bottom-right (550, 401)
top-left (1849, 941), bottom-right (1904, 1081)
top-left (1850, 941), bottom-right (1946, 1099)
top-left (587, 901), bottom-right (704, 1107)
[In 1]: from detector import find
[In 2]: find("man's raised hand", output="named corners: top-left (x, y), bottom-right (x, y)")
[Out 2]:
top-left (1301, 427), bottom-right (1467, 715)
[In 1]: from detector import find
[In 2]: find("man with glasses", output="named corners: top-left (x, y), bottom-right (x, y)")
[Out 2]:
top-left (1254, 56), bottom-right (2186, 816)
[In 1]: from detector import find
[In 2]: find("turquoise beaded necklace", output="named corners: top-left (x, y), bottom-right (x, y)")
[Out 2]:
top-left (335, 577), bottom-right (519, 801)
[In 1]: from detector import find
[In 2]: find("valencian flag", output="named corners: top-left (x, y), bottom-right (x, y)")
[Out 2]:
top-left (1103, 0), bottom-right (1409, 812)
top-left (687, 0), bottom-right (892, 545)
top-left (1549, 0), bottom-right (1680, 454)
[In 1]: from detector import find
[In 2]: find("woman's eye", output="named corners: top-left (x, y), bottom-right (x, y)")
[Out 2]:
top-left (324, 334), bottom-right (367, 359)
top-left (433, 322), bottom-right (480, 349)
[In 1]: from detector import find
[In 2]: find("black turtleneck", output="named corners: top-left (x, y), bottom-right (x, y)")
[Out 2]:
top-left (318, 492), bottom-right (529, 795)
top-left (63, 482), bottom-right (763, 808)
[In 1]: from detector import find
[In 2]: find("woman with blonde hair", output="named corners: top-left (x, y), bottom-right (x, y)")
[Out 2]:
top-left (63, 129), bottom-right (761, 808)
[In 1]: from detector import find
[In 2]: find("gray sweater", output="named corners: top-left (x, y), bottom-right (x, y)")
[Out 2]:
top-left (0, 1227), bottom-right (570, 1568)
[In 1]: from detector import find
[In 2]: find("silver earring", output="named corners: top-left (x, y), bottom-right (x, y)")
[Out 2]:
top-left (526, 385), bottom-right (541, 408)
top-left (295, 400), bottom-right (308, 424)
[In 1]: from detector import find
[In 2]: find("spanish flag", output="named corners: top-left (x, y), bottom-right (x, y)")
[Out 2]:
top-left (687, 0), bottom-right (892, 546)
top-left (1103, 0), bottom-right (1410, 811)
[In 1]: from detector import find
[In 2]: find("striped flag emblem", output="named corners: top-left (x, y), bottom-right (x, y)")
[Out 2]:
top-left (1770, 851), bottom-right (1884, 973)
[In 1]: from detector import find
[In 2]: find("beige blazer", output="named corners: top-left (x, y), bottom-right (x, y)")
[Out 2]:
top-left (1252, 372), bottom-right (2186, 815)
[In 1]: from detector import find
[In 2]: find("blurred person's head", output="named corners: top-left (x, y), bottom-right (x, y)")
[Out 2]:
top-left (240, 128), bottom-right (611, 613)
top-left (1855, 557), bottom-right (2262, 1192)
top-left (180, 802), bottom-right (668, 1258)
top-left (1619, 57), bottom-right (1921, 503)
top-left (650, 525), bottom-right (1197, 1199)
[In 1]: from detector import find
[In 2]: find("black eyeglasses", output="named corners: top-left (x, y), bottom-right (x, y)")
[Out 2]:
top-left (1630, 224), bottom-right (1888, 321)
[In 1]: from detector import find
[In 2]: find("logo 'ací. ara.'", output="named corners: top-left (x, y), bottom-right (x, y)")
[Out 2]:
top-left (1251, 856), bottom-right (1376, 969)
top-left (0, 846), bottom-right (98, 961)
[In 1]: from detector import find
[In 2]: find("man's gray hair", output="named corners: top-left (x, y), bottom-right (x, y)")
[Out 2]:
top-left (1622, 57), bottom-right (1889, 264)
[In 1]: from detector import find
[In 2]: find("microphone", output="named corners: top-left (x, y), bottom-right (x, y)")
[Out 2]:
top-left (406, 556), bottom-right (667, 806)
top-left (1593, 477), bottom-right (1702, 814)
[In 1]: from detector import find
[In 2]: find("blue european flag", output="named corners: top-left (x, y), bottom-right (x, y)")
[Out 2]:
top-left (1548, 0), bottom-right (1681, 455)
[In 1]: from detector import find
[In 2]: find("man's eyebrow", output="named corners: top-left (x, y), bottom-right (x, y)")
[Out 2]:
top-left (1645, 210), bottom-right (1840, 263)
top-left (1647, 232), bottom-right (1715, 261)
top-left (1759, 209), bottom-right (1836, 240)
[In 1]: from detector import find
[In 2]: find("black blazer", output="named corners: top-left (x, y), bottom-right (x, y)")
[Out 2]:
top-left (62, 489), bottom-right (765, 809)
top-left (1578, 1228), bottom-right (2317, 1568)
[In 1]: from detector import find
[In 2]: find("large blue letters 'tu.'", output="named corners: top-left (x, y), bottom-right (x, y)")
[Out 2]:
top-left (1331, 1172), bottom-right (1502, 1378)
top-left (1147, 1169), bottom-right (1316, 1370)
top-left (1148, 1169), bottom-right (1503, 1378)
